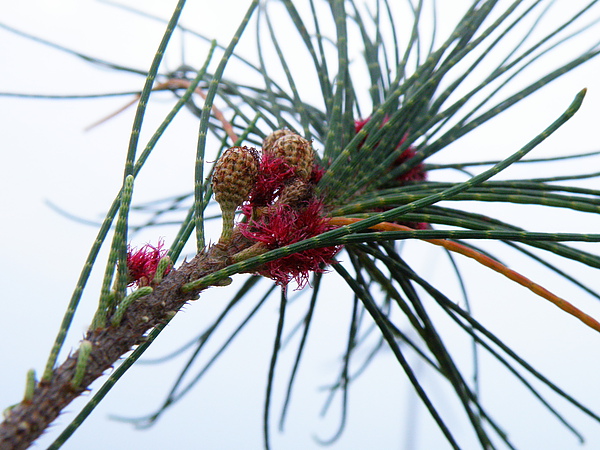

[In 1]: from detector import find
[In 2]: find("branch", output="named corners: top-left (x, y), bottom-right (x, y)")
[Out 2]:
top-left (0, 234), bottom-right (251, 450)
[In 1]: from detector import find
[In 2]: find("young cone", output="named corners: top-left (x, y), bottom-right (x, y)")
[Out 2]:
top-left (264, 132), bottom-right (314, 181)
top-left (212, 146), bottom-right (259, 244)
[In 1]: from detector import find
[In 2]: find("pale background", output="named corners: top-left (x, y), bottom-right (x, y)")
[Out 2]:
top-left (2, 1), bottom-right (600, 449)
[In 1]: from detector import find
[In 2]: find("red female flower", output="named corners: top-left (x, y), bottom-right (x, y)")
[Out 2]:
top-left (247, 153), bottom-right (297, 207)
top-left (355, 117), bottom-right (428, 229)
top-left (354, 117), bottom-right (427, 184)
top-left (231, 130), bottom-right (340, 287)
top-left (126, 239), bottom-right (170, 287)
top-left (246, 144), bottom-right (325, 209)
top-left (309, 162), bottom-right (325, 184)
top-left (239, 199), bottom-right (340, 287)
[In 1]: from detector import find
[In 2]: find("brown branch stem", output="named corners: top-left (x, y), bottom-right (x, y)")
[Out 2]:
top-left (0, 233), bottom-right (252, 450)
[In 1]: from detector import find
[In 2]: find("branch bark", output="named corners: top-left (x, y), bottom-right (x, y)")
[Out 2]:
top-left (0, 235), bottom-right (251, 449)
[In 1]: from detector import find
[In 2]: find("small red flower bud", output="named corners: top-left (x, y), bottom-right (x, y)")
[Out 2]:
top-left (354, 116), bottom-right (428, 228)
top-left (353, 116), bottom-right (427, 184)
top-left (126, 239), bottom-right (170, 287)
top-left (247, 153), bottom-right (296, 207)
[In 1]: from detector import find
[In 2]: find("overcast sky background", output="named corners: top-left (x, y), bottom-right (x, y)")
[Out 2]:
top-left (2, 1), bottom-right (600, 449)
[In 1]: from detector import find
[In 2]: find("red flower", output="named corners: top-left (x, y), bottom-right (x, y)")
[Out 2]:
top-left (309, 162), bottom-right (325, 184)
top-left (126, 239), bottom-right (170, 287)
top-left (355, 117), bottom-right (428, 229)
top-left (239, 199), bottom-right (340, 287)
top-left (353, 117), bottom-right (371, 132)
top-left (237, 131), bottom-right (337, 287)
top-left (354, 117), bottom-right (427, 185)
top-left (247, 153), bottom-right (297, 207)
top-left (393, 145), bottom-right (427, 183)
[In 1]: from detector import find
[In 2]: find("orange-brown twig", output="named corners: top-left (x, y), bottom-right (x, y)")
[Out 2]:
top-left (86, 78), bottom-right (238, 143)
top-left (328, 217), bottom-right (600, 334)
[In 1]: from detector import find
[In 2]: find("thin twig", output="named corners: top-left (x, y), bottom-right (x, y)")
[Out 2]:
top-left (85, 78), bottom-right (239, 143)
top-left (328, 217), bottom-right (600, 334)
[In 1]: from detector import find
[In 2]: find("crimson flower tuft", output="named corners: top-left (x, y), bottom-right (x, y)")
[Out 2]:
top-left (355, 117), bottom-right (428, 229)
top-left (239, 199), bottom-right (340, 287)
top-left (309, 163), bottom-right (326, 184)
top-left (126, 239), bottom-right (170, 287)
top-left (247, 153), bottom-right (297, 207)
top-left (353, 117), bottom-right (370, 132)
top-left (392, 144), bottom-right (427, 183)
top-left (354, 117), bottom-right (427, 185)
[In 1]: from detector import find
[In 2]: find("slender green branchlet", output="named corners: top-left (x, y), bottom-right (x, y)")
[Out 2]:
top-left (70, 341), bottom-right (92, 390)
top-left (213, 277), bottom-right (233, 287)
top-left (114, 175), bottom-right (136, 297)
top-left (23, 370), bottom-right (37, 404)
top-left (91, 175), bottom-right (135, 331)
top-left (152, 257), bottom-right (172, 285)
top-left (110, 287), bottom-right (153, 327)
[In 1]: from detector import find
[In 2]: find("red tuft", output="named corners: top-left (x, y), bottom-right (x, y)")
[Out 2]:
top-left (126, 239), bottom-right (170, 287)
top-left (354, 117), bottom-right (371, 133)
top-left (354, 116), bottom-right (427, 185)
top-left (247, 153), bottom-right (297, 207)
top-left (393, 144), bottom-right (427, 183)
top-left (309, 163), bottom-right (326, 184)
top-left (355, 116), bottom-right (428, 228)
top-left (239, 199), bottom-right (341, 287)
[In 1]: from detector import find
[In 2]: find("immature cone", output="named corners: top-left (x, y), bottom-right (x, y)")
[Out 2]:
top-left (276, 177), bottom-right (313, 207)
top-left (262, 128), bottom-right (296, 154)
top-left (266, 132), bottom-right (314, 181)
top-left (212, 146), bottom-right (259, 243)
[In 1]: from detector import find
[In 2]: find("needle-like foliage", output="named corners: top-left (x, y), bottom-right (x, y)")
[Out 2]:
top-left (2, 1), bottom-right (600, 449)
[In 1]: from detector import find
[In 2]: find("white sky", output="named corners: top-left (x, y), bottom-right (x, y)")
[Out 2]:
top-left (2, 1), bottom-right (600, 449)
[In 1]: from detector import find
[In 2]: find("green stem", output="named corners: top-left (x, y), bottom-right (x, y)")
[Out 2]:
top-left (41, 1), bottom-right (187, 382)
top-left (70, 341), bottom-right (92, 390)
top-left (23, 370), bottom-right (36, 404)
top-left (111, 287), bottom-right (153, 327)
top-left (91, 175), bottom-right (134, 330)
top-left (194, 0), bottom-right (260, 251)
